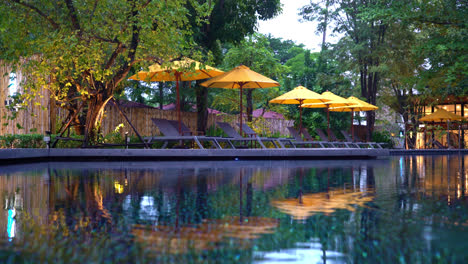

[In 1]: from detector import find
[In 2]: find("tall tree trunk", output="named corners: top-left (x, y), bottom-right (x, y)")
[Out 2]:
top-left (82, 92), bottom-right (113, 147)
top-left (159, 82), bottom-right (164, 110)
top-left (195, 81), bottom-right (208, 134)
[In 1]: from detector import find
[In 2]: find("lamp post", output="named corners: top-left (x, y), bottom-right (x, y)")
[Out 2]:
top-left (44, 131), bottom-right (51, 149)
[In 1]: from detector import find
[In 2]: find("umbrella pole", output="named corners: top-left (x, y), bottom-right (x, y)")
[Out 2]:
top-left (327, 107), bottom-right (330, 141)
top-left (351, 110), bottom-right (354, 141)
top-left (176, 74), bottom-right (182, 135)
top-left (447, 120), bottom-right (450, 148)
top-left (239, 84), bottom-right (244, 136)
top-left (299, 101), bottom-right (303, 133)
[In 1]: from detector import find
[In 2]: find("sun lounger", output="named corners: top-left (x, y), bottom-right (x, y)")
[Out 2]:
top-left (279, 127), bottom-right (327, 148)
top-left (238, 123), bottom-right (283, 148)
top-left (216, 122), bottom-right (267, 149)
top-left (314, 128), bottom-right (354, 148)
top-left (167, 119), bottom-right (226, 149)
top-left (432, 139), bottom-right (446, 149)
top-left (146, 118), bottom-right (221, 149)
top-left (340, 130), bottom-right (383, 149)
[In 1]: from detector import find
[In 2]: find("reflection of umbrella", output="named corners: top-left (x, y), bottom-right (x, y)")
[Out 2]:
top-left (129, 58), bottom-right (224, 133)
top-left (329, 96), bottom-right (378, 141)
top-left (271, 188), bottom-right (374, 220)
top-left (269, 86), bottom-right (330, 132)
top-left (301, 91), bottom-right (356, 140)
top-left (419, 108), bottom-right (465, 148)
top-left (201, 216), bottom-right (278, 239)
top-left (132, 224), bottom-right (225, 254)
top-left (201, 65), bottom-right (280, 135)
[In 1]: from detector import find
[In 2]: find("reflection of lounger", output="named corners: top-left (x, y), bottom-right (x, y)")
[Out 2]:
top-left (145, 118), bottom-right (221, 149)
top-left (216, 122), bottom-right (267, 149)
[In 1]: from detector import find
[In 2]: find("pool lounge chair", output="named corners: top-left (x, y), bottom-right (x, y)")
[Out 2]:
top-left (314, 128), bottom-right (354, 148)
top-left (238, 123), bottom-right (283, 148)
top-left (146, 118), bottom-right (221, 149)
top-left (340, 130), bottom-right (383, 149)
top-left (279, 127), bottom-right (327, 148)
top-left (216, 122), bottom-right (267, 149)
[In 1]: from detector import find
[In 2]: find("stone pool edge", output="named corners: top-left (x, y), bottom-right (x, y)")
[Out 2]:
top-left (0, 148), bottom-right (389, 164)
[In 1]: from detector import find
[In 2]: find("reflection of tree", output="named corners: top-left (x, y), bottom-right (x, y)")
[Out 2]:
top-left (54, 169), bottom-right (112, 230)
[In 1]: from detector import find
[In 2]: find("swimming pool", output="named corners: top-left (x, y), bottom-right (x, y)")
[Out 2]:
top-left (0, 156), bottom-right (466, 263)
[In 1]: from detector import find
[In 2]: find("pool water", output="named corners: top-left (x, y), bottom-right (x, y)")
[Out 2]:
top-left (0, 155), bottom-right (467, 263)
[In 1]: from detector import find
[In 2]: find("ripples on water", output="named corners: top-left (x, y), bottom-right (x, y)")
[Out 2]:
top-left (0, 156), bottom-right (467, 263)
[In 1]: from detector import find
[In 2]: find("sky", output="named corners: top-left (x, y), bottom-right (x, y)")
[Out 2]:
top-left (257, 0), bottom-right (334, 52)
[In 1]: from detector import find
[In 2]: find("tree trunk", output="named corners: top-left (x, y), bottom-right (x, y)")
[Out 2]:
top-left (246, 89), bottom-right (253, 122)
top-left (195, 81), bottom-right (208, 134)
top-left (159, 82), bottom-right (164, 110)
top-left (82, 92), bottom-right (113, 147)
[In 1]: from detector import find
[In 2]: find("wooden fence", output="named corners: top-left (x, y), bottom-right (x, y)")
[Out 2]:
top-left (1, 100), bottom-right (293, 137)
top-left (1, 59), bottom-right (293, 137)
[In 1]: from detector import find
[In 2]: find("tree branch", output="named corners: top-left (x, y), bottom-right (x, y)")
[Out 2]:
top-left (64, 0), bottom-right (81, 32)
top-left (105, 42), bottom-right (124, 70)
top-left (9, 0), bottom-right (59, 29)
top-left (110, 0), bottom-right (144, 88)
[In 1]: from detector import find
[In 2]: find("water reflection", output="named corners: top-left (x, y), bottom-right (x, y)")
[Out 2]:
top-left (0, 157), bottom-right (467, 263)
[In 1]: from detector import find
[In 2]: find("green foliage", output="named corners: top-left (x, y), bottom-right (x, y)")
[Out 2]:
top-left (0, 212), bottom-right (150, 263)
top-left (0, 134), bottom-right (45, 148)
top-left (372, 130), bottom-right (394, 148)
top-left (0, 0), bottom-right (204, 144)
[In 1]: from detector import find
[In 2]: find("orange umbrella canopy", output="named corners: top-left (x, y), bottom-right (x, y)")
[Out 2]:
top-left (328, 96), bottom-right (378, 139)
top-left (128, 58), bottom-right (224, 134)
top-left (301, 91), bottom-right (357, 138)
top-left (328, 96), bottom-right (378, 112)
top-left (419, 108), bottom-right (465, 122)
top-left (201, 65), bottom-right (280, 133)
top-left (200, 65), bottom-right (280, 89)
top-left (269, 86), bottom-right (330, 131)
top-left (128, 57), bottom-right (224, 82)
top-left (269, 86), bottom-right (328, 104)
top-left (301, 91), bottom-right (355, 109)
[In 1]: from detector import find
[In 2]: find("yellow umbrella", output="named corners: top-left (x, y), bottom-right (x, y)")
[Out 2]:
top-left (419, 108), bottom-right (465, 148)
top-left (129, 58), bottom-right (224, 133)
top-left (201, 65), bottom-right (280, 134)
top-left (329, 96), bottom-right (378, 140)
top-left (419, 108), bottom-right (465, 122)
top-left (269, 86), bottom-right (330, 131)
top-left (301, 91), bottom-right (357, 140)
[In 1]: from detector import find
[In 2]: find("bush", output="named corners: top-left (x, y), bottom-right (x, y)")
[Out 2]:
top-left (0, 134), bottom-right (46, 148)
top-left (372, 131), bottom-right (394, 148)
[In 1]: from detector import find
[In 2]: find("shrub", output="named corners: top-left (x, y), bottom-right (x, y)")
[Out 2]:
top-left (372, 131), bottom-right (394, 148)
top-left (0, 134), bottom-right (46, 148)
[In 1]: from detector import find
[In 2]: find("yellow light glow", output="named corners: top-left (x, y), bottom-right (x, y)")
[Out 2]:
top-left (457, 105), bottom-right (461, 110)
top-left (114, 182), bottom-right (124, 194)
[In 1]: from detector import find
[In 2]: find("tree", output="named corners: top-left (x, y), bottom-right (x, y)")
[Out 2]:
top-left (214, 34), bottom-right (286, 121)
top-left (301, 0), bottom-right (389, 140)
top-left (0, 0), bottom-right (199, 145)
top-left (187, 0), bottom-right (282, 133)
top-left (387, 0), bottom-right (467, 95)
